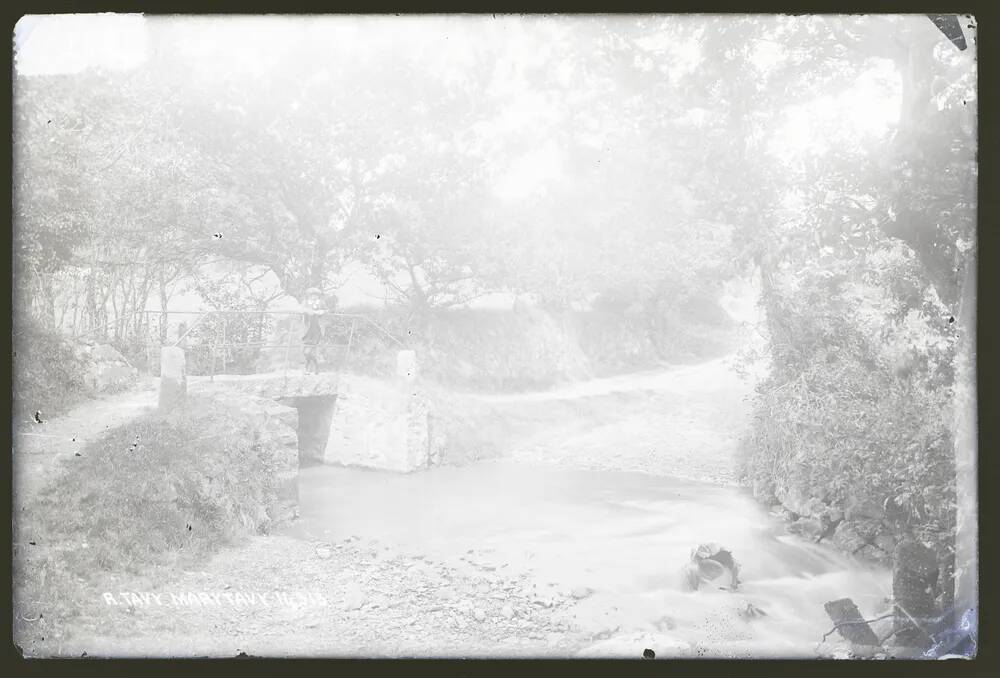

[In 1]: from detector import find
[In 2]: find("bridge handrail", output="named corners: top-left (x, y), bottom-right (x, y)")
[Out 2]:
top-left (170, 310), bottom-right (404, 349)
top-left (71, 308), bottom-right (406, 379)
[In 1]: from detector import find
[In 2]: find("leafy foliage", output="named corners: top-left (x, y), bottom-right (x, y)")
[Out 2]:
top-left (183, 272), bottom-right (278, 375)
top-left (720, 15), bottom-right (974, 573)
top-left (12, 318), bottom-right (93, 420)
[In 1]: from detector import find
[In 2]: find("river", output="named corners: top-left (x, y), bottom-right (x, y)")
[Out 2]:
top-left (287, 458), bottom-right (892, 658)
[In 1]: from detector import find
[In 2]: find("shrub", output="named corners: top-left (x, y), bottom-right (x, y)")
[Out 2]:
top-left (739, 258), bottom-right (958, 568)
top-left (12, 317), bottom-right (92, 420)
top-left (740, 346), bottom-right (955, 556)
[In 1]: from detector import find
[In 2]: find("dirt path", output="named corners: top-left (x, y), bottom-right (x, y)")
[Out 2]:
top-left (13, 379), bottom-right (159, 501)
top-left (492, 356), bottom-right (754, 484)
top-left (471, 356), bottom-right (739, 404)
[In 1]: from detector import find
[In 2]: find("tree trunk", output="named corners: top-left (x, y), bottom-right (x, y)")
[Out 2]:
top-left (888, 22), bottom-right (978, 647)
top-left (159, 270), bottom-right (171, 344)
top-left (34, 268), bottom-right (56, 328)
top-left (892, 540), bottom-right (939, 649)
top-left (882, 27), bottom-right (965, 308)
top-left (406, 260), bottom-right (431, 316)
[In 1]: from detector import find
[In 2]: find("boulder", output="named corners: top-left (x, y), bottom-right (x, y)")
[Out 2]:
top-left (77, 342), bottom-right (139, 393)
top-left (831, 521), bottom-right (866, 554)
top-left (858, 544), bottom-right (890, 564)
top-left (803, 497), bottom-right (827, 518)
top-left (775, 484), bottom-right (816, 518)
top-left (684, 543), bottom-right (740, 591)
top-left (698, 559), bottom-right (727, 581)
top-left (845, 498), bottom-right (885, 522)
top-left (787, 517), bottom-right (824, 541)
top-left (736, 601), bottom-right (767, 621)
top-left (874, 534), bottom-right (898, 556)
top-left (343, 582), bottom-right (367, 611)
top-left (681, 562), bottom-right (702, 591)
top-left (831, 519), bottom-right (888, 555)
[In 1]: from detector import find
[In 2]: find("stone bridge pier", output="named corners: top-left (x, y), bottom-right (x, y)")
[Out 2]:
top-left (172, 349), bottom-right (440, 520)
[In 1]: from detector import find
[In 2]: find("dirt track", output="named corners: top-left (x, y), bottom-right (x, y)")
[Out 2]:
top-left (487, 356), bottom-right (752, 484)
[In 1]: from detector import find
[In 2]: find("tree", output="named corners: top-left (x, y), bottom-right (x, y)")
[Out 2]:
top-left (686, 15), bottom-right (976, 634)
top-left (14, 67), bottom-right (209, 349)
top-left (140, 17), bottom-right (507, 308)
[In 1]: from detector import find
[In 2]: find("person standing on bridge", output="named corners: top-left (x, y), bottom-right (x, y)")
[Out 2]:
top-left (300, 287), bottom-right (327, 374)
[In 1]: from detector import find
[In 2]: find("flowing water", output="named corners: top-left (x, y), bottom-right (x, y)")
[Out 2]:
top-left (288, 459), bottom-right (892, 657)
top-left (284, 334), bottom-right (891, 658)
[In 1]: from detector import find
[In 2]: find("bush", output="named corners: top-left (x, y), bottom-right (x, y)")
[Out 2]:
top-left (12, 317), bottom-right (93, 420)
top-left (739, 263), bottom-right (957, 569)
top-left (740, 347), bottom-right (955, 555)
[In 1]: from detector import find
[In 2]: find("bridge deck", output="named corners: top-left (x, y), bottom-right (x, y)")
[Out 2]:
top-left (189, 370), bottom-right (342, 399)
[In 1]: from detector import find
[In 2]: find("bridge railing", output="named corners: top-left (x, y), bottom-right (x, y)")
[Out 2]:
top-left (77, 309), bottom-right (405, 379)
top-left (176, 310), bottom-right (405, 379)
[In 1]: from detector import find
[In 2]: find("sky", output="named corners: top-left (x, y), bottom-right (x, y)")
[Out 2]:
top-left (14, 14), bottom-right (148, 75)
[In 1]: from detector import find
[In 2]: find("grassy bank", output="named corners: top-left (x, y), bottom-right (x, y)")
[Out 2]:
top-left (13, 394), bottom-right (286, 650)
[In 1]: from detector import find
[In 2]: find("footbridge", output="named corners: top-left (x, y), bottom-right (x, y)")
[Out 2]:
top-left (148, 310), bottom-right (442, 520)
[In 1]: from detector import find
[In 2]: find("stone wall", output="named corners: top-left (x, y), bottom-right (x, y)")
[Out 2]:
top-left (322, 374), bottom-right (436, 473)
top-left (174, 380), bottom-right (300, 524)
top-left (250, 395), bottom-right (300, 522)
top-left (190, 350), bottom-right (443, 476)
